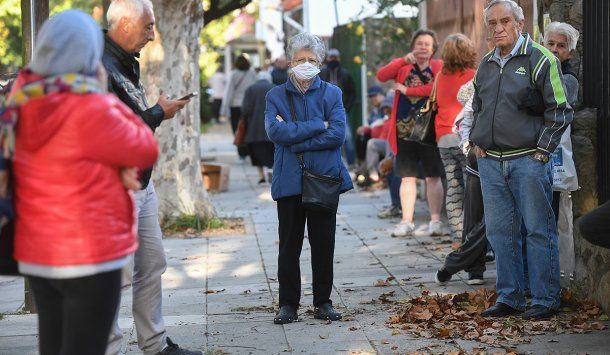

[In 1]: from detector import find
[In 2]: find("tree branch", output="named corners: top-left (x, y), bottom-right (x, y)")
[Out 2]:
top-left (204, 0), bottom-right (253, 26)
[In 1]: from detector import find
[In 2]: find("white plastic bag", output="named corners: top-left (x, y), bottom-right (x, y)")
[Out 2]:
top-left (557, 192), bottom-right (575, 287)
top-left (551, 126), bottom-right (579, 192)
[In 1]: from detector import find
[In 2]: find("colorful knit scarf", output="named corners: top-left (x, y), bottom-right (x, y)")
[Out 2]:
top-left (0, 72), bottom-right (103, 158)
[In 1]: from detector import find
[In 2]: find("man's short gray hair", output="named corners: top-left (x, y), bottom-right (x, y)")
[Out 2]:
top-left (484, 0), bottom-right (525, 23)
top-left (286, 33), bottom-right (326, 64)
top-left (545, 22), bottom-right (580, 51)
top-left (107, 0), bottom-right (153, 29)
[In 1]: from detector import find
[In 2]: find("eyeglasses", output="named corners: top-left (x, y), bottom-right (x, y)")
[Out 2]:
top-left (293, 58), bottom-right (319, 65)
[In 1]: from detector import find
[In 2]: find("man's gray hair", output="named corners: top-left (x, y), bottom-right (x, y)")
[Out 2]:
top-left (484, 0), bottom-right (525, 23)
top-left (544, 22), bottom-right (580, 51)
top-left (286, 33), bottom-right (326, 64)
top-left (107, 0), bottom-right (154, 29)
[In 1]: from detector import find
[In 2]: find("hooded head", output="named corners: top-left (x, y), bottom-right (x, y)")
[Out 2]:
top-left (29, 10), bottom-right (103, 77)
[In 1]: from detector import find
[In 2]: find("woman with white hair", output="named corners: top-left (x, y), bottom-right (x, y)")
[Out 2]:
top-left (265, 32), bottom-right (353, 324)
top-left (1, 10), bottom-right (158, 355)
top-left (242, 70), bottom-right (275, 183)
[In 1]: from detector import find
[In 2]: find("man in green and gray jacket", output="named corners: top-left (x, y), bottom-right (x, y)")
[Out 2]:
top-left (470, 0), bottom-right (573, 320)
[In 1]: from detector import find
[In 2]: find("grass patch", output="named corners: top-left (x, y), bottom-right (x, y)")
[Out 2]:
top-left (163, 214), bottom-right (226, 234)
top-left (200, 121), bottom-right (214, 134)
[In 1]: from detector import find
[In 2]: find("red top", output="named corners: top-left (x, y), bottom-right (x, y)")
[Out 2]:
top-left (12, 72), bottom-right (159, 266)
top-left (434, 69), bottom-right (475, 141)
top-left (376, 57), bottom-right (443, 154)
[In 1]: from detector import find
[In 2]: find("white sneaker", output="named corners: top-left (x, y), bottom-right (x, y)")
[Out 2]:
top-left (391, 221), bottom-right (415, 237)
top-left (428, 220), bottom-right (444, 236)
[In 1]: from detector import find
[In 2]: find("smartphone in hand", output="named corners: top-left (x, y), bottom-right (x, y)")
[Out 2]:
top-left (178, 92), bottom-right (198, 101)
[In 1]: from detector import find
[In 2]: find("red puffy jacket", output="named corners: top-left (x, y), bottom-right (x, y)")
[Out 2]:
top-left (376, 57), bottom-right (443, 154)
top-left (12, 72), bottom-right (159, 266)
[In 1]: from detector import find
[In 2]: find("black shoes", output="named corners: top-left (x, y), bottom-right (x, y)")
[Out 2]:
top-left (435, 267), bottom-right (452, 285)
top-left (481, 302), bottom-right (522, 318)
top-left (157, 337), bottom-right (202, 355)
top-left (314, 302), bottom-right (342, 321)
top-left (522, 305), bottom-right (557, 320)
top-left (274, 305), bottom-right (298, 324)
top-left (467, 273), bottom-right (485, 285)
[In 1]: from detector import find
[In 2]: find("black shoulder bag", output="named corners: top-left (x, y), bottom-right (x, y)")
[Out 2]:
top-left (410, 78), bottom-right (438, 146)
top-left (286, 86), bottom-right (342, 214)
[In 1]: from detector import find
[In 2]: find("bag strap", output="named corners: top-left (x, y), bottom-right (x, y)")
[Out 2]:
top-left (285, 87), bottom-right (306, 169)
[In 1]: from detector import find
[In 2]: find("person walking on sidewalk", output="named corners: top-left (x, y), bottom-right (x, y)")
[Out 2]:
top-left (376, 29), bottom-right (445, 237)
top-left (265, 32), bottom-right (353, 324)
top-left (242, 71), bottom-right (275, 184)
top-left (470, 0), bottom-right (573, 320)
top-left (102, 1), bottom-right (201, 354)
top-left (4, 10), bottom-right (158, 355)
top-left (222, 55), bottom-right (257, 159)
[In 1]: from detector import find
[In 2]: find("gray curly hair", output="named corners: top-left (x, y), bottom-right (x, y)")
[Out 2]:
top-left (483, 0), bottom-right (524, 24)
top-left (286, 32), bottom-right (326, 64)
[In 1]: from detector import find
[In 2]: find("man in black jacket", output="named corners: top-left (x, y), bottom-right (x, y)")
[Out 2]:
top-left (102, 1), bottom-right (200, 355)
top-left (319, 48), bottom-right (357, 166)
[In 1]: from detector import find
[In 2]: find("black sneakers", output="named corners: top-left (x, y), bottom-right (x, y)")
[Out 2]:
top-left (157, 337), bottom-right (202, 355)
top-left (435, 267), bottom-right (452, 285)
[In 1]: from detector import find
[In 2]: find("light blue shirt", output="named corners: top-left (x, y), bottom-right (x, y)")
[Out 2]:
top-left (492, 34), bottom-right (525, 68)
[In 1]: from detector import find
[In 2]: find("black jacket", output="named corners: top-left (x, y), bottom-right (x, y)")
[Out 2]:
top-left (102, 32), bottom-right (164, 189)
top-left (242, 79), bottom-right (274, 143)
top-left (319, 66), bottom-right (355, 113)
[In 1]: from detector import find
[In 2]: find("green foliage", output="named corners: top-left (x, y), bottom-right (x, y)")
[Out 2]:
top-left (0, 0), bottom-right (101, 70)
top-left (0, 0), bottom-right (24, 68)
top-left (163, 214), bottom-right (227, 234)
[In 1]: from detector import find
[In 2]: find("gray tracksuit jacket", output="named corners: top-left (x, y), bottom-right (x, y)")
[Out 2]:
top-left (470, 33), bottom-right (573, 161)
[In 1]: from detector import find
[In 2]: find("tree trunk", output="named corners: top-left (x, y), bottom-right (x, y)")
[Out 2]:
top-left (139, 0), bottom-right (215, 221)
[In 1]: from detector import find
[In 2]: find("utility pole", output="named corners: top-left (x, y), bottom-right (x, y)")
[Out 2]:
top-left (20, 0), bottom-right (49, 314)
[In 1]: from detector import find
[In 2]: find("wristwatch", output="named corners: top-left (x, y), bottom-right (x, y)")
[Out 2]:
top-left (532, 152), bottom-right (550, 163)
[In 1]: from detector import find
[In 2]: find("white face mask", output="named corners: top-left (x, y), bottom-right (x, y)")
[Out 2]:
top-left (290, 62), bottom-right (320, 81)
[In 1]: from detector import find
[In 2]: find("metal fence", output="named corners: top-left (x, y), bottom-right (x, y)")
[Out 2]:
top-left (583, 0), bottom-right (610, 202)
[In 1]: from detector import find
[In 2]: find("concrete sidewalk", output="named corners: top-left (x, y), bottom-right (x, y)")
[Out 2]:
top-left (1, 123), bottom-right (608, 354)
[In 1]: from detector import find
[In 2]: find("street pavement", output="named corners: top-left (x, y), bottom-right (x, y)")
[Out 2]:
top-left (1, 123), bottom-right (608, 354)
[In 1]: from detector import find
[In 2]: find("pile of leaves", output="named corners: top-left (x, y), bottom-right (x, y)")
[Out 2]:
top-left (387, 289), bottom-right (607, 347)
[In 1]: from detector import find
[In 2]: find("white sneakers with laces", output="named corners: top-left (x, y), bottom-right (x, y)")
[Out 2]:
top-left (391, 221), bottom-right (415, 237)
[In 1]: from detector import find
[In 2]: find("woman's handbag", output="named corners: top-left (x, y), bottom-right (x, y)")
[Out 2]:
top-left (233, 118), bottom-right (247, 146)
top-left (409, 79), bottom-right (438, 146)
top-left (286, 87), bottom-right (342, 214)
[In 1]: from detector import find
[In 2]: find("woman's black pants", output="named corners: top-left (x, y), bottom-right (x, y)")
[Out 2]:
top-left (28, 269), bottom-right (122, 355)
top-left (443, 170), bottom-right (488, 275)
top-left (577, 200), bottom-right (610, 249)
top-left (277, 195), bottom-right (336, 308)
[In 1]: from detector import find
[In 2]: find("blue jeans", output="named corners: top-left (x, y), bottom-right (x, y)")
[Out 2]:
top-left (343, 122), bottom-right (356, 166)
top-left (478, 156), bottom-right (560, 310)
top-left (388, 171), bottom-right (401, 207)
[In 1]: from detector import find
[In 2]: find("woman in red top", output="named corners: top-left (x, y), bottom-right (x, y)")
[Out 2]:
top-left (377, 29), bottom-right (445, 238)
top-left (2, 10), bottom-right (158, 355)
top-left (434, 34), bottom-right (476, 240)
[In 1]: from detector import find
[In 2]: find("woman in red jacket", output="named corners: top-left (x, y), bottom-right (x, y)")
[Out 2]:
top-left (434, 34), bottom-right (476, 241)
top-left (1, 11), bottom-right (158, 355)
top-left (377, 29), bottom-right (445, 238)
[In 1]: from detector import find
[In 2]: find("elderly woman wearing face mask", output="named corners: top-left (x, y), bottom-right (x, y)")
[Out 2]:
top-left (265, 32), bottom-right (353, 325)
top-left (1, 10), bottom-right (158, 355)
